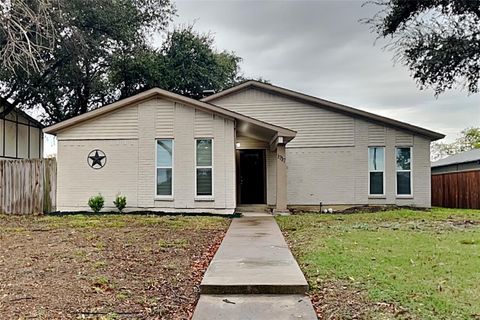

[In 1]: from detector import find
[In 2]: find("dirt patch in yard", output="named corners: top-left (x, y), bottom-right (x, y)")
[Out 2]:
top-left (0, 214), bottom-right (228, 319)
top-left (310, 280), bottom-right (410, 320)
top-left (338, 205), bottom-right (428, 214)
top-left (448, 218), bottom-right (480, 227)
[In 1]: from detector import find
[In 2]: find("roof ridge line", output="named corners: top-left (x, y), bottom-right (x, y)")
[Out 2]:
top-left (202, 80), bottom-right (445, 141)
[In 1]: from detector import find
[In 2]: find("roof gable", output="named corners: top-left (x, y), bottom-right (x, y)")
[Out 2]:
top-left (0, 106), bottom-right (44, 128)
top-left (44, 87), bottom-right (296, 139)
top-left (206, 86), bottom-right (356, 148)
top-left (202, 80), bottom-right (444, 141)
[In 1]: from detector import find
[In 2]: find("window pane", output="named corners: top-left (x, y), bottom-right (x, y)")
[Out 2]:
top-left (196, 139), bottom-right (212, 166)
top-left (197, 168), bottom-right (212, 196)
top-left (157, 168), bottom-right (172, 196)
top-left (157, 140), bottom-right (173, 167)
top-left (396, 148), bottom-right (411, 170)
top-left (368, 147), bottom-right (384, 171)
top-left (397, 172), bottom-right (411, 195)
top-left (369, 172), bottom-right (384, 195)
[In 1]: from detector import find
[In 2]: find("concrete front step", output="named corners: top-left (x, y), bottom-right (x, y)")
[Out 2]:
top-left (199, 216), bottom-right (309, 295)
top-left (235, 205), bottom-right (271, 213)
top-left (192, 294), bottom-right (317, 320)
top-left (200, 283), bottom-right (308, 295)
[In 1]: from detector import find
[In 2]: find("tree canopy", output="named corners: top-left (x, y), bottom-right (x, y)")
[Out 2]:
top-left (366, 0), bottom-right (480, 95)
top-left (110, 26), bottom-right (242, 100)
top-left (0, 1), bottom-right (244, 124)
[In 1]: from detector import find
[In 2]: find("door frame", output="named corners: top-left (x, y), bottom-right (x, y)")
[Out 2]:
top-left (236, 149), bottom-right (267, 205)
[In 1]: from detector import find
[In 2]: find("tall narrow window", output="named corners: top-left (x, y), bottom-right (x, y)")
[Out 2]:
top-left (396, 147), bottom-right (412, 196)
top-left (196, 139), bottom-right (213, 197)
top-left (368, 147), bottom-right (385, 196)
top-left (156, 139), bottom-right (173, 196)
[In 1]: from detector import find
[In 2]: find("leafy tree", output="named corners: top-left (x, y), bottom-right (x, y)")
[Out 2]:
top-left (366, 0), bottom-right (480, 95)
top-left (1, 3), bottom-right (244, 124)
top-left (0, 0), bottom-right (175, 123)
top-left (161, 27), bottom-right (242, 99)
top-left (110, 26), bottom-right (243, 100)
top-left (431, 127), bottom-right (480, 161)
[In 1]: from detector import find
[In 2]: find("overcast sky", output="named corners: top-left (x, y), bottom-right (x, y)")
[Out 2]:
top-left (167, 0), bottom-right (479, 142)
top-left (44, 0), bottom-right (480, 156)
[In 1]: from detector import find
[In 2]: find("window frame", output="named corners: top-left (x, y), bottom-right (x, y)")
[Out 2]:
top-left (195, 138), bottom-right (214, 200)
top-left (395, 146), bottom-right (413, 198)
top-left (368, 146), bottom-right (386, 197)
top-left (155, 139), bottom-right (174, 199)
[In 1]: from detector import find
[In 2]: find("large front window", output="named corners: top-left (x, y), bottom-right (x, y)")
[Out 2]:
top-left (156, 139), bottom-right (173, 196)
top-left (396, 147), bottom-right (412, 196)
top-left (368, 147), bottom-right (385, 196)
top-left (196, 139), bottom-right (213, 197)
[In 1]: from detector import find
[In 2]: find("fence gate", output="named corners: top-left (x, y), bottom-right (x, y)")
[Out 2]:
top-left (0, 158), bottom-right (56, 214)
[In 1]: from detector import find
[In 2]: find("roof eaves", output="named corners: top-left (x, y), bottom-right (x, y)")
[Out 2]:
top-left (431, 149), bottom-right (480, 168)
top-left (203, 80), bottom-right (445, 141)
top-left (431, 159), bottom-right (480, 168)
top-left (16, 109), bottom-right (44, 128)
top-left (44, 87), bottom-right (297, 138)
top-left (0, 106), bottom-right (44, 128)
top-left (43, 89), bottom-right (160, 134)
top-left (201, 80), bottom-right (255, 102)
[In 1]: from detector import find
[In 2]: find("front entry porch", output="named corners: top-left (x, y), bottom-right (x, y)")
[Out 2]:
top-left (234, 132), bottom-right (291, 214)
top-left (232, 114), bottom-right (294, 214)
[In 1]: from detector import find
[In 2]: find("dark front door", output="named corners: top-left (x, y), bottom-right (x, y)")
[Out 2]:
top-left (238, 150), bottom-right (266, 204)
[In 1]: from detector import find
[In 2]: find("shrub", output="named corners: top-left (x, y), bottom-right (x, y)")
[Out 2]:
top-left (113, 194), bottom-right (127, 213)
top-left (88, 194), bottom-right (104, 213)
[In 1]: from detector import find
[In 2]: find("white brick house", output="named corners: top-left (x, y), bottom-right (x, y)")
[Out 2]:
top-left (44, 81), bottom-right (444, 213)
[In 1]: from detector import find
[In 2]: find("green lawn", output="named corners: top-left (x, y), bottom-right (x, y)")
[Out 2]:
top-left (277, 208), bottom-right (480, 320)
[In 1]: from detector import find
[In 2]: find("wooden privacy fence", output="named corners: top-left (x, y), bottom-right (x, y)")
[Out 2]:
top-left (431, 170), bottom-right (480, 209)
top-left (0, 158), bottom-right (56, 214)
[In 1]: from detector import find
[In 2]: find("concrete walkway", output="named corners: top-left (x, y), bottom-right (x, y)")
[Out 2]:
top-left (193, 215), bottom-right (317, 319)
top-left (193, 294), bottom-right (316, 320)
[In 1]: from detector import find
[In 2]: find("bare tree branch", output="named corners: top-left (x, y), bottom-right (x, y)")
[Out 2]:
top-left (0, 0), bottom-right (59, 74)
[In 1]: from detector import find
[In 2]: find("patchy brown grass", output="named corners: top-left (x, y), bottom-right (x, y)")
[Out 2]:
top-left (0, 214), bottom-right (229, 319)
top-left (310, 280), bottom-right (407, 320)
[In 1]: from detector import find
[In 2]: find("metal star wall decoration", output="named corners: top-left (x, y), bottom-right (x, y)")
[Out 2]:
top-left (87, 149), bottom-right (107, 169)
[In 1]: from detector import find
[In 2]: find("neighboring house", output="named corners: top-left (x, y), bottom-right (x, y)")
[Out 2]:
top-left (0, 107), bottom-right (43, 160)
top-left (431, 149), bottom-right (480, 174)
top-left (44, 81), bottom-right (444, 213)
top-left (431, 149), bottom-right (480, 209)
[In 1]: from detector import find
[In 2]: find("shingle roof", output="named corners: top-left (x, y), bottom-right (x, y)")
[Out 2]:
top-left (202, 80), bottom-right (445, 141)
top-left (431, 148), bottom-right (480, 168)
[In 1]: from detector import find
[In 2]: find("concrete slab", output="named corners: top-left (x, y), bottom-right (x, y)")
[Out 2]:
top-left (193, 294), bottom-right (317, 320)
top-left (241, 212), bottom-right (272, 217)
top-left (200, 216), bottom-right (308, 294)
